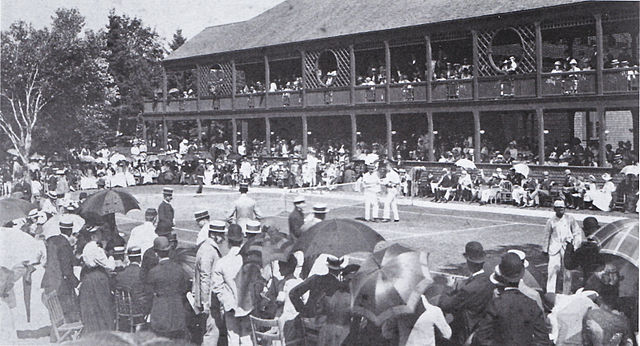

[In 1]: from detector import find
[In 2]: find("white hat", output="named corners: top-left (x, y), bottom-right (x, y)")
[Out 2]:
top-left (553, 200), bottom-right (565, 208)
top-left (569, 59), bottom-right (578, 65)
top-left (293, 195), bottom-right (305, 204)
top-left (507, 249), bottom-right (529, 268)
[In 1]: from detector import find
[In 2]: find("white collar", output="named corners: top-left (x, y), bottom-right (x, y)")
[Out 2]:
top-left (158, 257), bottom-right (170, 262)
top-left (504, 287), bottom-right (520, 291)
top-left (471, 269), bottom-right (484, 277)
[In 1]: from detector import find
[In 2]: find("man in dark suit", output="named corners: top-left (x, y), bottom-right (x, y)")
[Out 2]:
top-left (289, 255), bottom-right (345, 317)
top-left (145, 237), bottom-right (190, 340)
top-left (41, 221), bottom-right (79, 323)
top-left (288, 195), bottom-right (306, 240)
top-left (115, 246), bottom-right (151, 330)
top-left (475, 253), bottom-right (550, 345)
top-left (157, 187), bottom-right (174, 227)
top-left (438, 241), bottom-right (494, 345)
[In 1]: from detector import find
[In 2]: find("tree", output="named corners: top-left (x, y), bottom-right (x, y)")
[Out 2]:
top-left (0, 9), bottom-right (114, 164)
top-left (169, 29), bottom-right (187, 51)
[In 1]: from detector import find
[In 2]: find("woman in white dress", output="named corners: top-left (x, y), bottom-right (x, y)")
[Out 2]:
top-left (589, 173), bottom-right (616, 211)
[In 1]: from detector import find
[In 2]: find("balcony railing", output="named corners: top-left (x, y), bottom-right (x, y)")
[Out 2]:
top-left (144, 68), bottom-right (637, 114)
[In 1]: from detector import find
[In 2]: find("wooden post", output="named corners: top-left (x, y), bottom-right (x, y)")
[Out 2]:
top-left (196, 118), bottom-right (203, 144)
top-left (597, 106), bottom-right (606, 166)
top-left (264, 55), bottom-right (270, 109)
top-left (301, 116), bottom-right (308, 156)
top-left (350, 45), bottom-right (356, 105)
top-left (162, 67), bottom-right (168, 112)
top-left (425, 35), bottom-right (433, 102)
top-left (241, 120), bottom-right (248, 144)
top-left (300, 50), bottom-right (307, 108)
top-left (384, 41), bottom-right (391, 104)
top-left (536, 108), bottom-right (545, 165)
top-left (231, 59), bottom-right (237, 110)
top-left (162, 118), bottom-right (168, 150)
top-left (142, 120), bottom-right (147, 148)
top-left (472, 30), bottom-right (480, 101)
top-left (595, 14), bottom-right (604, 95)
top-left (386, 113), bottom-right (393, 160)
top-left (265, 117), bottom-right (271, 150)
top-left (427, 111), bottom-right (434, 161)
top-left (632, 108), bottom-right (639, 153)
top-left (231, 118), bottom-right (238, 153)
top-left (473, 110), bottom-right (481, 163)
top-left (350, 113), bottom-right (357, 155)
top-left (535, 22), bottom-right (543, 98)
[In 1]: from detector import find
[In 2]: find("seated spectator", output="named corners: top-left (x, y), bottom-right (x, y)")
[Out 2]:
top-left (615, 173), bottom-right (639, 213)
top-left (586, 173), bottom-right (616, 212)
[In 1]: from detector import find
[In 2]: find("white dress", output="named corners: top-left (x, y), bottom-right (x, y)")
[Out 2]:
top-left (590, 181), bottom-right (616, 212)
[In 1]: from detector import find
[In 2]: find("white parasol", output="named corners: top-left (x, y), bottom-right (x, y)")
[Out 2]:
top-left (455, 159), bottom-right (476, 170)
top-left (512, 163), bottom-right (530, 178)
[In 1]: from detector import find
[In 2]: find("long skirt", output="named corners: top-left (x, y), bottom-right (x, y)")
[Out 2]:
top-left (79, 267), bottom-right (115, 334)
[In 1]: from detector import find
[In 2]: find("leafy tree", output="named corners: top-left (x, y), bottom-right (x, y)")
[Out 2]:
top-left (169, 29), bottom-right (187, 51)
top-left (0, 9), bottom-right (114, 164)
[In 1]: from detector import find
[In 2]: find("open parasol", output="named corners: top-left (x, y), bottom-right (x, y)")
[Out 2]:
top-left (454, 159), bottom-right (476, 170)
top-left (293, 219), bottom-right (384, 277)
top-left (350, 243), bottom-right (433, 326)
top-left (0, 198), bottom-right (35, 225)
top-left (78, 189), bottom-right (140, 217)
top-left (591, 218), bottom-right (638, 267)
top-left (512, 163), bottom-right (530, 178)
top-left (239, 228), bottom-right (295, 266)
top-left (620, 165), bottom-right (639, 176)
top-left (173, 246), bottom-right (197, 278)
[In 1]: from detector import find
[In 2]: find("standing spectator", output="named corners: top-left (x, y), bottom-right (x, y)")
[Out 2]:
top-left (406, 295), bottom-right (451, 346)
top-left (157, 188), bottom-right (175, 228)
top-left (545, 200), bottom-right (584, 294)
top-left (288, 195), bottom-right (306, 241)
top-left (615, 173), bottom-right (639, 213)
top-left (361, 164), bottom-right (381, 222)
top-left (127, 208), bottom-right (158, 254)
top-left (380, 162), bottom-right (401, 222)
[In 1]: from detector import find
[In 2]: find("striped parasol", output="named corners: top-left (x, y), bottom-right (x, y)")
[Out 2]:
top-left (591, 218), bottom-right (638, 267)
top-left (79, 188), bottom-right (140, 216)
top-left (239, 227), bottom-right (294, 267)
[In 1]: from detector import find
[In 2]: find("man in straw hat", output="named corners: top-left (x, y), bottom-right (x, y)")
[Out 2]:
top-left (194, 210), bottom-right (211, 247)
top-left (227, 183), bottom-right (262, 233)
top-left (158, 187), bottom-right (174, 227)
top-left (380, 161), bottom-right (401, 222)
top-left (544, 199), bottom-right (583, 294)
top-left (301, 204), bottom-right (328, 232)
top-left (245, 220), bottom-right (261, 239)
top-left (475, 253), bottom-right (548, 345)
top-left (288, 195), bottom-right (306, 240)
top-left (439, 241), bottom-right (494, 345)
top-left (194, 220), bottom-right (227, 345)
top-left (41, 190), bottom-right (58, 217)
top-left (127, 208), bottom-right (158, 254)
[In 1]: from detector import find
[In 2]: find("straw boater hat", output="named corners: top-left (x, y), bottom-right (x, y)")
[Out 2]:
top-left (601, 173), bottom-right (612, 181)
top-left (209, 220), bottom-right (227, 234)
top-left (127, 246), bottom-right (142, 257)
top-left (313, 204), bottom-right (328, 214)
top-left (490, 252), bottom-right (525, 284)
top-left (569, 59), bottom-right (578, 65)
top-left (59, 221), bottom-right (73, 231)
top-left (245, 220), bottom-right (261, 235)
top-left (113, 246), bottom-right (126, 256)
top-left (194, 210), bottom-right (209, 221)
top-left (47, 191), bottom-right (57, 199)
top-left (293, 195), bottom-right (305, 204)
top-left (162, 187), bottom-right (173, 196)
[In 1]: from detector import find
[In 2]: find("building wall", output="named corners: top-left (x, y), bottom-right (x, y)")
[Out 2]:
top-left (574, 110), bottom-right (634, 149)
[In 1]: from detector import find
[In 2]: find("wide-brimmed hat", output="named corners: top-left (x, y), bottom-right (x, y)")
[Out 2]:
top-left (601, 173), bottom-right (612, 181)
top-left (113, 246), bottom-right (126, 256)
top-left (194, 210), bottom-right (209, 221)
top-left (569, 59), bottom-right (578, 65)
top-left (554, 61), bottom-right (562, 66)
top-left (154, 236), bottom-right (171, 251)
top-left (463, 241), bottom-right (486, 263)
top-left (227, 224), bottom-right (243, 242)
top-left (553, 199), bottom-right (566, 208)
top-left (491, 253), bottom-right (524, 284)
top-left (245, 220), bottom-right (261, 234)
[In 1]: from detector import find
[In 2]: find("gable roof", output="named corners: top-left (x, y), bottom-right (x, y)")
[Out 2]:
top-left (166, 0), bottom-right (593, 62)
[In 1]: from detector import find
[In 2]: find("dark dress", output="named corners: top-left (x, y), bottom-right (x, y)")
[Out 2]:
top-left (145, 258), bottom-right (190, 338)
top-left (288, 207), bottom-right (305, 240)
top-left (79, 266), bottom-right (115, 334)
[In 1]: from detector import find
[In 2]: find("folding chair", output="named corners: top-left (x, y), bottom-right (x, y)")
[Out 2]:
top-left (114, 287), bottom-right (147, 332)
top-left (250, 315), bottom-right (304, 346)
top-left (42, 290), bottom-right (83, 344)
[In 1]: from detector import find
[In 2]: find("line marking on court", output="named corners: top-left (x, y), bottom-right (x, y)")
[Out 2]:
top-left (389, 223), bottom-right (525, 240)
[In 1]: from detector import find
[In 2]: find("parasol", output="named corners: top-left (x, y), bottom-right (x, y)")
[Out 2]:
top-left (173, 246), bottom-right (197, 278)
top-left (109, 153), bottom-right (127, 165)
top-left (620, 165), bottom-right (639, 176)
top-left (78, 189), bottom-right (140, 217)
top-left (454, 159), bottom-right (476, 170)
top-left (293, 219), bottom-right (384, 277)
top-left (41, 214), bottom-right (85, 239)
top-left (239, 228), bottom-right (294, 266)
top-left (350, 243), bottom-right (433, 326)
top-left (512, 163), bottom-right (530, 178)
top-left (591, 218), bottom-right (638, 267)
top-left (78, 155), bottom-right (96, 163)
top-left (0, 198), bottom-right (35, 225)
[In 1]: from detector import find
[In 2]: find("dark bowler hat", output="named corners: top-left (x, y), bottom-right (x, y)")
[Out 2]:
top-left (145, 208), bottom-right (158, 217)
top-left (583, 217), bottom-right (600, 236)
top-left (463, 241), bottom-right (486, 263)
top-left (127, 246), bottom-right (142, 257)
top-left (194, 210), bottom-right (210, 221)
top-left (162, 187), bottom-right (174, 196)
top-left (209, 220), bottom-right (227, 233)
top-left (79, 192), bottom-right (88, 200)
top-left (493, 252), bottom-right (525, 283)
top-left (154, 237), bottom-right (171, 251)
top-left (155, 220), bottom-right (173, 236)
top-left (227, 224), bottom-right (243, 242)
top-left (59, 221), bottom-right (73, 230)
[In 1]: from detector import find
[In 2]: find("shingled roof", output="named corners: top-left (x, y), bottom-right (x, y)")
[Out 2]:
top-left (166, 0), bottom-right (592, 62)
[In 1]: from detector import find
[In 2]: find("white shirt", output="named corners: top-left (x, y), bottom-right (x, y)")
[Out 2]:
top-left (81, 241), bottom-right (115, 271)
top-left (362, 172), bottom-right (381, 194)
top-left (277, 276), bottom-right (305, 322)
top-left (127, 221), bottom-right (157, 254)
top-left (405, 300), bottom-right (451, 346)
top-left (195, 221), bottom-right (210, 247)
top-left (545, 214), bottom-right (583, 255)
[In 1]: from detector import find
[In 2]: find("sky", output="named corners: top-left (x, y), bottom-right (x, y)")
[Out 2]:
top-left (1, 0), bottom-right (286, 42)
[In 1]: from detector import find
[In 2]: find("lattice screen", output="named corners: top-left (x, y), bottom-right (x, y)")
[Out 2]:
top-left (476, 25), bottom-right (536, 77)
top-left (303, 48), bottom-right (351, 89)
top-left (198, 62), bottom-right (233, 96)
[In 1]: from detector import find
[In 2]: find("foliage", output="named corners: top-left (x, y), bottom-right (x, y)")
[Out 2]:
top-left (169, 29), bottom-right (187, 51)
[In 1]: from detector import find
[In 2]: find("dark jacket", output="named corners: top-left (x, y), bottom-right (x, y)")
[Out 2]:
top-left (438, 271), bottom-right (494, 345)
top-left (289, 273), bottom-right (343, 317)
top-left (115, 263), bottom-right (152, 315)
top-left (288, 207), bottom-right (305, 240)
top-left (157, 200), bottom-right (174, 228)
top-left (41, 234), bottom-right (79, 294)
top-left (145, 259), bottom-right (189, 333)
top-left (475, 288), bottom-right (550, 346)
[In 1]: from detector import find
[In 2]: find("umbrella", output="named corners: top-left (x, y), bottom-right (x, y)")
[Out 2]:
top-left (79, 189), bottom-right (140, 217)
top-left (454, 159), bottom-right (476, 170)
top-left (350, 243), bottom-right (433, 326)
top-left (78, 155), bottom-right (96, 163)
top-left (0, 198), bottom-right (35, 225)
top-left (173, 246), bottom-right (197, 278)
top-left (601, 254), bottom-right (638, 298)
top-left (239, 228), bottom-right (295, 266)
top-left (620, 165), bottom-right (639, 176)
top-left (41, 214), bottom-right (85, 239)
top-left (591, 218), bottom-right (638, 267)
top-left (293, 219), bottom-right (384, 277)
top-left (109, 153), bottom-right (126, 165)
top-left (512, 163), bottom-right (530, 178)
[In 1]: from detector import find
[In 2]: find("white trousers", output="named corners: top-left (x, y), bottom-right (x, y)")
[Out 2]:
top-left (546, 250), bottom-right (572, 294)
top-left (383, 190), bottom-right (399, 221)
top-left (364, 192), bottom-right (379, 221)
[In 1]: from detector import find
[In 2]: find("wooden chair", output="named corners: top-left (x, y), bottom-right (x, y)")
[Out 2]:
top-left (114, 287), bottom-right (147, 332)
top-left (42, 290), bottom-right (83, 344)
top-left (612, 194), bottom-right (626, 212)
top-left (249, 315), bottom-right (286, 346)
top-left (498, 181), bottom-right (513, 204)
